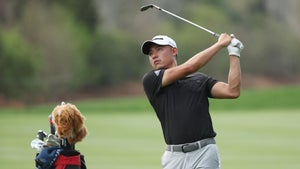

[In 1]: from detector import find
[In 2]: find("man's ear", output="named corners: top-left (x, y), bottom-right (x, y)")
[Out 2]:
top-left (172, 47), bottom-right (178, 54)
top-left (172, 47), bottom-right (178, 59)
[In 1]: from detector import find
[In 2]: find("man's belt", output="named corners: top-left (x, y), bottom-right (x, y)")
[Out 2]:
top-left (166, 138), bottom-right (216, 153)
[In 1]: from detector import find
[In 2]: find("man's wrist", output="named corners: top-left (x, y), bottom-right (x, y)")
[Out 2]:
top-left (230, 55), bottom-right (240, 58)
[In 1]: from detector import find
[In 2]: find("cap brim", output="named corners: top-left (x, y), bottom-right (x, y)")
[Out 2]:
top-left (141, 41), bottom-right (156, 55)
top-left (141, 40), bottom-right (174, 55)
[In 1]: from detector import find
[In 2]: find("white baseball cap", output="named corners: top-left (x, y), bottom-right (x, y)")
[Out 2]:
top-left (141, 35), bottom-right (177, 55)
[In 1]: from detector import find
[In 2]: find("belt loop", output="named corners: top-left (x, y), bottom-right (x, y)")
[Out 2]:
top-left (197, 141), bottom-right (201, 149)
top-left (171, 145), bottom-right (174, 152)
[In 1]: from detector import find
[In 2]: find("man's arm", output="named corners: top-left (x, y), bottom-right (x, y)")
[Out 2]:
top-left (211, 36), bottom-right (244, 98)
top-left (211, 56), bottom-right (241, 98)
top-left (162, 33), bottom-right (232, 87)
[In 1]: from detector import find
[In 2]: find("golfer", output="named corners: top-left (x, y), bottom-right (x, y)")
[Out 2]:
top-left (141, 33), bottom-right (243, 169)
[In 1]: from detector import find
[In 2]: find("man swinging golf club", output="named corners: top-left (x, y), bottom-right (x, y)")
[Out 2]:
top-left (141, 33), bottom-right (243, 169)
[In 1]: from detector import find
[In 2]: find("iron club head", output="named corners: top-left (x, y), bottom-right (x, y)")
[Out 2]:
top-left (140, 4), bottom-right (154, 11)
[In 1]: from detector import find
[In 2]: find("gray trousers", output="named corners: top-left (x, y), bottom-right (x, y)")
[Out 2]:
top-left (161, 144), bottom-right (221, 169)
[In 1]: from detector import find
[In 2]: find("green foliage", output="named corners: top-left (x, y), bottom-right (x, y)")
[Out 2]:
top-left (50, 0), bottom-right (98, 31)
top-left (85, 31), bottom-right (146, 87)
top-left (0, 28), bottom-right (40, 98)
top-left (1, 0), bottom-right (300, 101)
top-left (243, 17), bottom-right (300, 78)
top-left (17, 1), bottom-right (93, 99)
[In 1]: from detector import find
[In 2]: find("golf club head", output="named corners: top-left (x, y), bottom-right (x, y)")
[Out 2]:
top-left (31, 138), bottom-right (45, 151)
top-left (140, 4), bottom-right (162, 12)
top-left (140, 4), bottom-right (154, 11)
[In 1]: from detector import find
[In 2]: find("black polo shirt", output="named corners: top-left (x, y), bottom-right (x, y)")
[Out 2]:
top-left (143, 69), bottom-right (218, 144)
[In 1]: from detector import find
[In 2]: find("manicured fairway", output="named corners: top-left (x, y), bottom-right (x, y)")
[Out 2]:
top-left (213, 110), bottom-right (300, 169)
top-left (0, 108), bottom-right (299, 169)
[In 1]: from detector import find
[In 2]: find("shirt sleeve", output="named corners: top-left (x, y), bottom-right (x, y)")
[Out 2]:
top-left (206, 76), bottom-right (218, 98)
top-left (142, 69), bottom-right (165, 101)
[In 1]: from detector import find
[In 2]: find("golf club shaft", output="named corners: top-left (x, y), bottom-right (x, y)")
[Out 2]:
top-left (142, 4), bottom-right (220, 38)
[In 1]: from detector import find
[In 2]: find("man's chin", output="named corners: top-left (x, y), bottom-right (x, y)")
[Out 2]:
top-left (155, 66), bottom-right (165, 69)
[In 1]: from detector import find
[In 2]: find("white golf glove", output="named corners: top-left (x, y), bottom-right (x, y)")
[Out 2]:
top-left (227, 35), bottom-right (244, 57)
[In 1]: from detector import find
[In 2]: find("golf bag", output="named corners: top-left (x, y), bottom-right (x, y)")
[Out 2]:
top-left (31, 115), bottom-right (87, 169)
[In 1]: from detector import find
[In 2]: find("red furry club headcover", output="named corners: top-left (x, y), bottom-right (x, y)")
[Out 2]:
top-left (51, 103), bottom-right (88, 144)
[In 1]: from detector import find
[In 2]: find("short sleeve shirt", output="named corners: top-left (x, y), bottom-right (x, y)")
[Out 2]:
top-left (143, 69), bottom-right (218, 144)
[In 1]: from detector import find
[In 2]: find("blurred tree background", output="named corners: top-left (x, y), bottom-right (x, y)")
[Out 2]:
top-left (0, 0), bottom-right (299, 104)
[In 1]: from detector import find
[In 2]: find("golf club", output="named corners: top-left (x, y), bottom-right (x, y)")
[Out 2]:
top-left (140, 4), bottom-right (220, 38)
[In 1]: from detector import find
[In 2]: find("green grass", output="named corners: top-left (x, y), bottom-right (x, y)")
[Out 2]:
top-left (213, 110), bottom-right (300, 169)
top-left (0, 86), bottom-right (300, 169)
top-left (210, 85), bottom-right (300, 111)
